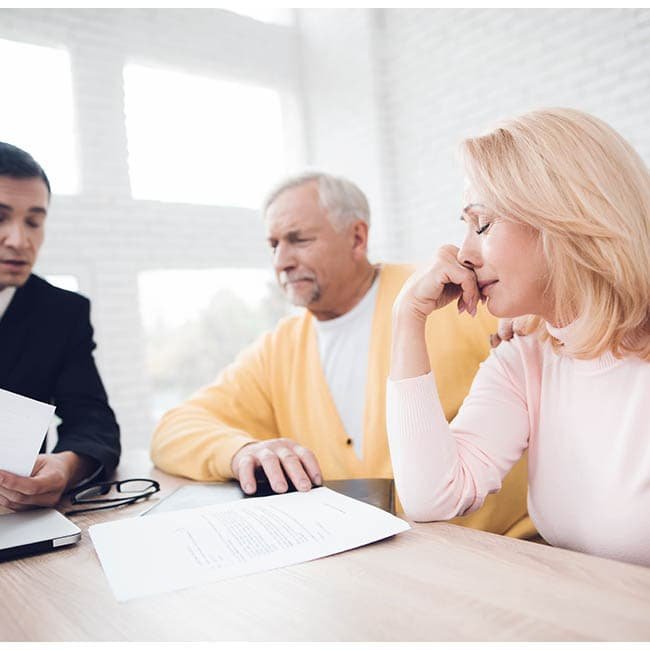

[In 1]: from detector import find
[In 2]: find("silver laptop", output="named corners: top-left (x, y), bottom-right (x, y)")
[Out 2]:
top-left (0, 509), bottom-right (81, 561)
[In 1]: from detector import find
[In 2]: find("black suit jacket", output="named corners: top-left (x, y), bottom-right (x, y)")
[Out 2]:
top-left (0, 274), bottom-right (120, 477)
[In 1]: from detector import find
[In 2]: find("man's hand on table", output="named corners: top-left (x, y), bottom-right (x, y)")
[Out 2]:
top-left (231, 438), bottom-right (323, 495)
top-left (0, 451), bottom-right (95, 510)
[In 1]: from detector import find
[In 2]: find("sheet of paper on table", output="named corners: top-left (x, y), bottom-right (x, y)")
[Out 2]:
top-left (90, 486), bottom-right (410, 602)
top-left (0, 388), bottom-right (55, 476)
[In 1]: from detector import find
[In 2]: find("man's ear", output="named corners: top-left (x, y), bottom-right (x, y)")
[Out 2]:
top-left (350, 220), bottom-right (369, 257)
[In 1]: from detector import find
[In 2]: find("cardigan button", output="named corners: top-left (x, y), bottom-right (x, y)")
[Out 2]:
top-left (346, 438), bottom-right (352, 445)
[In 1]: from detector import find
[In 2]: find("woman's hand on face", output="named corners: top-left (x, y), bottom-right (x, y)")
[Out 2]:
top-left (395, 244), bottom-right (482, 322)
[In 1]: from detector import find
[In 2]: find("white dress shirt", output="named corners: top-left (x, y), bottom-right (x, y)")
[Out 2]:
top-left (0, 286), bottom-right (16, 321)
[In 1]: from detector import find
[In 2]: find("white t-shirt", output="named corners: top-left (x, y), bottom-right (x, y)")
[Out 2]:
top-left (0, 286), bottom-right (16, 321)
top-left (313, 276), bottom-right (379, 458)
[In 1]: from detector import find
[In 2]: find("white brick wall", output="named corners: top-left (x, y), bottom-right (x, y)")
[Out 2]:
top-left (377, 8), bottom-right (650, 261)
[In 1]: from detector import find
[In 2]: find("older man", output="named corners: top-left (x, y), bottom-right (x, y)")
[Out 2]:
top-left (0, 142), bottom-right (120, 509)
top-left (151, 172), bottom-right (533, 537)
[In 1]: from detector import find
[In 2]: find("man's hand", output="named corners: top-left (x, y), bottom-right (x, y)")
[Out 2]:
top-left (231, 438), bottom-right (323, 495)
top-left (0, 451), bottom-right (94, 510)
top-left (490, 317), bottom-right (530, 347)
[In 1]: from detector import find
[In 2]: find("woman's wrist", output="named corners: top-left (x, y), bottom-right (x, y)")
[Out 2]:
top-left (390, 306), bottom-right (431, 380)
top-left (392, 292), bottom-right (429, 326)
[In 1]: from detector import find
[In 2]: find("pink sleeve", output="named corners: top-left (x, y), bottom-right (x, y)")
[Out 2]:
top-left (386, 339), bottom-right (531, 522)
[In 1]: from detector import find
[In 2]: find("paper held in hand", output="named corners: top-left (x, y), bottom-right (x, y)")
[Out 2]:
top-left (0, 388), bottom-right (55, 476)
top-left (90, 486), bottom-right (410, 602)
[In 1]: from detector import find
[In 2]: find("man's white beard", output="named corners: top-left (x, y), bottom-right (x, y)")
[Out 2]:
top-left (279, 270), bottom-right (321, 306)
top-left (284, 282), bottom-right (321, 307)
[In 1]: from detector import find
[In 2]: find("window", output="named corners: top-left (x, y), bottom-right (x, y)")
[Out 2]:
top-left (138, 268), bottom-right (290, 421)
top-left (124, 64), bottom-right (287, 208)
top-left (0, 38), bottom-right (79, 195)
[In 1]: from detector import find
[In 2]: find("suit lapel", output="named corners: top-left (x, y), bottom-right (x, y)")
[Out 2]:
top-left (0, 276), bottom-right (36, 384)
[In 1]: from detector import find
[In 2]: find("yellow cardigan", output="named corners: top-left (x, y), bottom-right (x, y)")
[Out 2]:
top-left (151, 264), bottom-right (535, 538)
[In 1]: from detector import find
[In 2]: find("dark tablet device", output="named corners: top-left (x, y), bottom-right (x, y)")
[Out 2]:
top-left (141, 477), bottom-right (395, 515)
top-left (241, 469), bottom-right (395, 513)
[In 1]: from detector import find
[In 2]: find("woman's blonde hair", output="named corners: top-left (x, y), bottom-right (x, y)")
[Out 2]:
top-left (460, 107), bottom-right (650, 360)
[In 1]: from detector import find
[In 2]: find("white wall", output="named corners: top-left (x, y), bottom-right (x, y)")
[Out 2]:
top-left (378, 8), bottom-right (650, 260)
top-left (295, 8), bottom-right (650, 260)
top-left (297, 9), bottom-right (392, 259)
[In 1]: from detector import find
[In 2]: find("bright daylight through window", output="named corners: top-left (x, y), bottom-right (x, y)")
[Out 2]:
top-left (138, 268), bottom-right (289, 422)
top-left (123, 64), bottom-right (286, 208)
top-left (0, 38), bottom-right (79, 194)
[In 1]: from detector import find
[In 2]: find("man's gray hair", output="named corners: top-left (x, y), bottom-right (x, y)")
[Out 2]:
top-left (262, 171), bottom-right (371, 229)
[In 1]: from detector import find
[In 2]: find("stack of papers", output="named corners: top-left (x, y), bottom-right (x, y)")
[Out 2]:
top-left (90, 487), bottom-right (410, 601)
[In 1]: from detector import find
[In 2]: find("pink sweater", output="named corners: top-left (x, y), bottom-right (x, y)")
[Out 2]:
top-left (387, 323), bottom-right (650, 566)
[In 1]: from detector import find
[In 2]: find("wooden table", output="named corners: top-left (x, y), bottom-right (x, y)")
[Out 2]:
top-left (1, 449), bottom-right (649, 641)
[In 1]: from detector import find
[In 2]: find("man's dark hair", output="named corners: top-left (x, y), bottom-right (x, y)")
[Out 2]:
top-left (0, 142), bottom-right (51, 195)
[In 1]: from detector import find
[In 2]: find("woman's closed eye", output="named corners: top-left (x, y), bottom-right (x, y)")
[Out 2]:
top-left (476, 222), bottom-right (491, 235)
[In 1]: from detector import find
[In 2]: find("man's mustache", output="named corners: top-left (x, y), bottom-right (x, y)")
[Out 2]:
top-left (279, 271), bottom-right (317, 286)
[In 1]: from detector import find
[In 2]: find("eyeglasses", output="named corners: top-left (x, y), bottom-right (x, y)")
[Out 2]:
top-left (65, 479), bottom-right (160, 516)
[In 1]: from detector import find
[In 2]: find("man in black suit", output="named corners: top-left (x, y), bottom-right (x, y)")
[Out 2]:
top-left (0, 142), bottom-right (120, 509)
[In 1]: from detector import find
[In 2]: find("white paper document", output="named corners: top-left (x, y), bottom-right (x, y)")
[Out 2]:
top-left (90, 487), bottom-right (410, 601)
top-left (0, 388), bottom-right (55, 476)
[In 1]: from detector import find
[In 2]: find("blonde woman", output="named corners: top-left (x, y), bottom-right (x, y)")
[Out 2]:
top-left (388, 108), bottom-right (650, 566)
